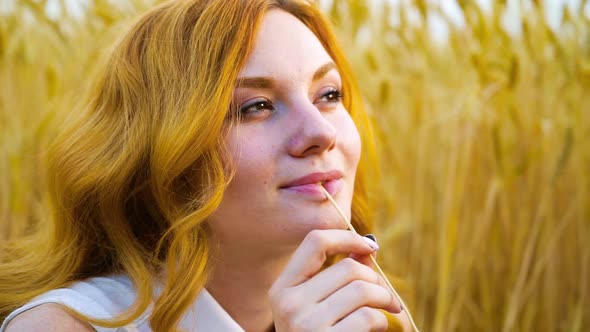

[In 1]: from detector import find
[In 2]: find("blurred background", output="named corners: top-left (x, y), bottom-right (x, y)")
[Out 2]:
top-left (1, 0), bottom-right (588, 331)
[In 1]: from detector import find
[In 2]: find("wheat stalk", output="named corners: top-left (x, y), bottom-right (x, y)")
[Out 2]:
top-left (319, 186), bottom-right (420, 332)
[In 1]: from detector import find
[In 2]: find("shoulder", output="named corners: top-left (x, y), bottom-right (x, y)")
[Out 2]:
top-left (1, 274), bottom-right (142, 332)
top-left (5, 304), bottom-right (95, 332)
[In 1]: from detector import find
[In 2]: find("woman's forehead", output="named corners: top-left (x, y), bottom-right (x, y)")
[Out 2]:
top-left (237, 9), bottom-right (334, 81)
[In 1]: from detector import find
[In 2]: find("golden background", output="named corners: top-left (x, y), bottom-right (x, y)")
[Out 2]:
top-left (1, 1), bottom-right (588, 331)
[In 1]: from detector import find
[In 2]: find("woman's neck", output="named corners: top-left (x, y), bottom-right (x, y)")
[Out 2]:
top-left (206, 244), bottom-right (294, 332)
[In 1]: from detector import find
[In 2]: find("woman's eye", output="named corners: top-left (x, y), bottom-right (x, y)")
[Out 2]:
top-left (240, 99), bottom-right (275, 117)
top-left (318, 89), bottom-right (343, 104)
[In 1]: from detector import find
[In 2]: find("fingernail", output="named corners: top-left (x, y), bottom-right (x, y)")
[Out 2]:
top-left (362, 235), bottom-right (379, 251)
top-left (364, 234), bottom-right (377, 243)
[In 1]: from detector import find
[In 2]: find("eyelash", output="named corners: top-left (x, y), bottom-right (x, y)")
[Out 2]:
top-left (318, 89), bottom-right (344, 104)
top-left (239, 88), bottom-right (344, 117)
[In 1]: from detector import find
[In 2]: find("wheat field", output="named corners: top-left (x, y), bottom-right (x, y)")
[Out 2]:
top-left (1, 0), bottom-right (589, 331)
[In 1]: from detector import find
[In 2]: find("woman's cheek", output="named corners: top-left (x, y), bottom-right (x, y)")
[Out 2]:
top-left (339, 113), bottom-right (362, 167)
top-left (232, 136), bottom-right (276, 186)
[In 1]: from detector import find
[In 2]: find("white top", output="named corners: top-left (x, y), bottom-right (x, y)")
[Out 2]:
top-left (0, 275), bottom-right (245, 332)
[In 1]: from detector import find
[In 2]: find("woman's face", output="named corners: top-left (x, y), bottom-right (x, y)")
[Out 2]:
top-left (208, 9), bottom-right (361, 253)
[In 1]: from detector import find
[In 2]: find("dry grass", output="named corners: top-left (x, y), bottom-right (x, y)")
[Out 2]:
top-left (1, 0), bottom-right (589, 331)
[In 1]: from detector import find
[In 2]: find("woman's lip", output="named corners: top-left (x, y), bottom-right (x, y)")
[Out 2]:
top-left (280, 170), bottom-right (343, 188)
top-left (280, 178), bottom-right (343, 198)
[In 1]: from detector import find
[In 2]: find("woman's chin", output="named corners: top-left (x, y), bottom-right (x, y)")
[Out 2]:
top-left (281, 208), bottom-right (351, 237)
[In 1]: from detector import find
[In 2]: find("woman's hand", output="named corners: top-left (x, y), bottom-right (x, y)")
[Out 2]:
top-left (269, 229), bottom-right (402, 332)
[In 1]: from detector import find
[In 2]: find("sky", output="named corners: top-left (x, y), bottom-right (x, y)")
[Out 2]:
top-left (2, 0), bottom-right (589, 41)
top-left (323, 0), bottom-right (588, 41)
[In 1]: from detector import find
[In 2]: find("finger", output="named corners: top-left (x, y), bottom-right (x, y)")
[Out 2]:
top-left (329, 306), bottom-right (388, 332)
top-left (364, 234), bottom-right (379, 262)
top-left (348, 252), bottom-right (376, 268)
top-left (391, 311), bottom-right (412, 332)
top-left (319, 279), bottom-right (400, 325)
top-left (272, 230), bottom-right (377, 290)
top-left (349, 234), bottom-right (378, 266)
top-left (294, 257), bottom-right (387, 304)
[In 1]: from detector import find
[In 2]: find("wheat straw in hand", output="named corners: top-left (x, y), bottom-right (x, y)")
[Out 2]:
top-left (319, 186), bottom-right (420, 332)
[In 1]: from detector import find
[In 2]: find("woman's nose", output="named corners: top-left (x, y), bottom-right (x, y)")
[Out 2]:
top-left (287, 102), bottom-right (337, 158)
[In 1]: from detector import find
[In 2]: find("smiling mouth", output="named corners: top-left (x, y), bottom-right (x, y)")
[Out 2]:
top-left (279, 178), bottom-right (343, 197)
top-left (278, 170), bottom-right (344, 198)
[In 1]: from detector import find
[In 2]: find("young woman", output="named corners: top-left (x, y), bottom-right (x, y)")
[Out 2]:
top-left (0, 0), bottom-right (410, 331)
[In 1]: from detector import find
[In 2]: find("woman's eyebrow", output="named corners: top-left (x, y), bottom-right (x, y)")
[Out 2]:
top-left (235, 62), bottom-right (337, 89)
top-left (312, 62), bottom-right (337, 82)
top-left (235, 77), bottom-right (274, 89)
